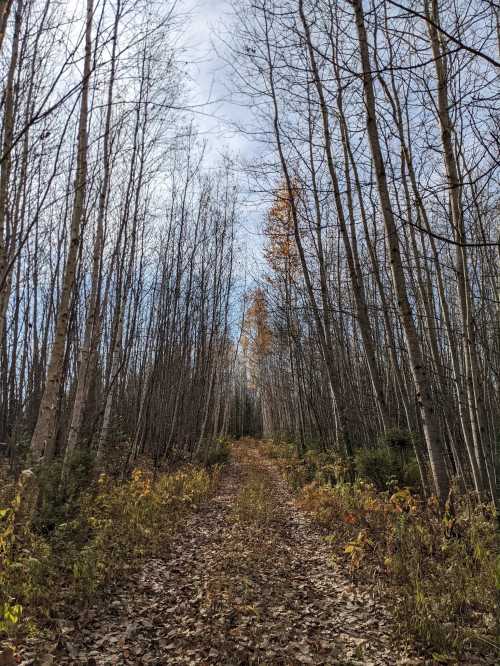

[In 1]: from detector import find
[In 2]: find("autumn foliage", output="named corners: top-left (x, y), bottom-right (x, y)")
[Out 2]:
top-left (267, 440), bottom-right (497, 659)
top-left (0, 465), bottom-right (219, 640)
top-left (263, 180), bottom-right (301, 280)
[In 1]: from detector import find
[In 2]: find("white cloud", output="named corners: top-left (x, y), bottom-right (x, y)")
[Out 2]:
top-left (180, 0), bottom-right (257, 160)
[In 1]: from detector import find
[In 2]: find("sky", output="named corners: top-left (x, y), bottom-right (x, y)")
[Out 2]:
top-left (181, 0), bottom-right (267, 267)
top-left (183, 0), bottom-right (254, 159)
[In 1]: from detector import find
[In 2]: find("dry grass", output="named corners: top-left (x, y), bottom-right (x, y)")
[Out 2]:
top-left (269, 441), bottom-right (498, 661)
top-left (0, 465), bottom-right (220, 640)
top-left (232, 472), bottom-right (277, 527)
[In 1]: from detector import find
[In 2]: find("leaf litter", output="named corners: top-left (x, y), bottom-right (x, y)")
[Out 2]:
top-left (13, 440), bottom-right (476, 665)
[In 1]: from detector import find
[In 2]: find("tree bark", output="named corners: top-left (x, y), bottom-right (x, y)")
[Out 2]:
top-left (30, 0), bottom-right (94, 462)
top-left (352, 0), bottom-right (450, 503)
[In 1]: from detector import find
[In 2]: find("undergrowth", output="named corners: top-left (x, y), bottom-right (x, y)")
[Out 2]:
top-left (232, 472), bottom-right (277, 527)
top-left (0, 463), bottom-right (220, 641)
top-left (203, 436), bottom-right (232, 467)
top-left (208, 448), bottom-right (282, 619)
top-left (265, 438), bottom-right (498, 661)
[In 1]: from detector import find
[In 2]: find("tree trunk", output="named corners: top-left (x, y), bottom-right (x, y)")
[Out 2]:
top-left (352, 0), bottom-right (450, 503)
top-left (30, 0), bottom-right (94, 462)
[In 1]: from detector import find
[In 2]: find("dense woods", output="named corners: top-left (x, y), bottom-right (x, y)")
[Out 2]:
top-left (0, 0), bottom-right (240, 477)
top-left (0, 0), bottom-right (498, 663)
top-left (232, 0), bottom-right (499, 505)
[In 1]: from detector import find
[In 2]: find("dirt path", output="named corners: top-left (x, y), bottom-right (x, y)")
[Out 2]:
top-left (55, 440), bottom-right (420, 665)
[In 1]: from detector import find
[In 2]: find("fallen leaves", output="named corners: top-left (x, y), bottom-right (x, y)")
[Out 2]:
top-left (0, 647), bottom-right (16, 666)
top-left (9, 439), bottom-right (493, 665)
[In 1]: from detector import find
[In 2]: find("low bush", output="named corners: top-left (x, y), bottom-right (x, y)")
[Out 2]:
top-left (269, 431), bottom-right (422, 492)
top-left (378, 427), bottom-right (414, 453)
top-left (203, 436), bottom-right (231, 466)
top-left (263, 439), bottom-right (354, 490)
top-left (261, 438), bottom-right (296, 460)
top-left (35, 449), bottom-right (96, 534)
top-left (67, 466), bottom-right (217, 597)
top-left (265, 440), bottom-right (496, 659)
top-left (354, 446), bottom-right (420, 491)
top-left (297, 480), bottom-right (497, 659)
top-left (0, 464), bottom-right (219, 640)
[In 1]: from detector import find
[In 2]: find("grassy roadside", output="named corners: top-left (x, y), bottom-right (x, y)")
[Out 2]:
top-left (262, 439), bottom-right (498, 663)
top-left (0, 461), bottom-right (222, 650)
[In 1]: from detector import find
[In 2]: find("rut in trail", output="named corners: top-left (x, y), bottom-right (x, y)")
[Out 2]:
top-left (57, 440), bottom-right (419, 665)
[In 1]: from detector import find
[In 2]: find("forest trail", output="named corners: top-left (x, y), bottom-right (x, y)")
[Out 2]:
top-left (56, 440), bottom-right (420, 665)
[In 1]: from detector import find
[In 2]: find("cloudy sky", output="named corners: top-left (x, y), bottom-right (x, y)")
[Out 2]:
top-left (182, 0), bottom-right (266, 260)
top-left (183, 0), bottom-right (262, 161)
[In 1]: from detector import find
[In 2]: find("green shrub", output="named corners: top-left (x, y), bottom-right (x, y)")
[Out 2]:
top-left (204, 437), bottom-right (231, 466)
top-left (34, 449), bottom-right (96, 533)
top-left (263, 441), bottom-right (355, 490)
top-left (378, 428), bottom-right (414, 453)
top-left (401, 457), bottom-right (421, 489)
top-left (354, 447), bottom-right (399, 489)
top-left (354, 446), bottom-right (419, 490)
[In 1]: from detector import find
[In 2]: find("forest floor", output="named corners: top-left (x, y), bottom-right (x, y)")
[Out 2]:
top-left (33, 438), bottom-right (433, 666)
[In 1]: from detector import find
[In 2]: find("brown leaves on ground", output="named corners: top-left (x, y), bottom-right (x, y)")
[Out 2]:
top-left (10, 440), bottom-right (479, 665)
